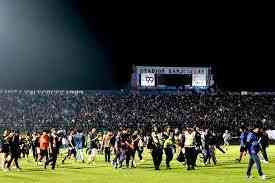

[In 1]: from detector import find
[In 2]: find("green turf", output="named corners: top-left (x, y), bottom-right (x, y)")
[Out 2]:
top-left (0, 146), bottom-right (274, 183)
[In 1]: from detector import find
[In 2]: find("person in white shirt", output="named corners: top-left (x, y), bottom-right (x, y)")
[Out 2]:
top-left (222, 130), bottom-right (231, 151)
top-left (184, 127), bottom-right (196, 170)
top-left (103, 130), bottom-right (113, 163)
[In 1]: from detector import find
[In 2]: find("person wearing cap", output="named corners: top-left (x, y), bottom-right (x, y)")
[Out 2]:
top-left (246, 127), bottom-right (266, 180)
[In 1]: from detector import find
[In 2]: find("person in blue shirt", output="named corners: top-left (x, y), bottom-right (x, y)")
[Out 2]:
top-left (245, 127), bottom-right (266, 180)
top-left (74, 129), bottom-right (85, 163)
top-left (236, 126), bottom-right (248, 163)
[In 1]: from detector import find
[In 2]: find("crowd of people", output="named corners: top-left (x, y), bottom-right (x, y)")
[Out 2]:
top-left (0, 126), bottom-right (227, 170)
top-left (0, 125), bottom-right (270, 180)
top-left (0, 91), bottom-right (274, 180)
top-left (0, 91), bottom-right (274, 135)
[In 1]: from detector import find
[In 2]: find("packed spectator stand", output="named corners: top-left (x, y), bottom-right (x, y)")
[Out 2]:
top-left (0, 90), bottom-right (275, 136)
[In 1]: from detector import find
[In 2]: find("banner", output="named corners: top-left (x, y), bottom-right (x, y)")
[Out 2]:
top-left (137, 66), bottom-right (194, 75)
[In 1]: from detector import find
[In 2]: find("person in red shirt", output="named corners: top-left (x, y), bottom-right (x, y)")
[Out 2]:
top-left (38, 130), bottom-right (49, 163)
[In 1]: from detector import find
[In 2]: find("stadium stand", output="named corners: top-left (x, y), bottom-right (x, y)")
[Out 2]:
top-left (1, 90), bottom-right (274, 136)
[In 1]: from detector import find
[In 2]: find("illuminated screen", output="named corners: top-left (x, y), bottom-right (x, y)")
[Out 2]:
top-left (192, 73), bottom-right (207, 87)
top-left (140, 73), bottom-right (155, 87)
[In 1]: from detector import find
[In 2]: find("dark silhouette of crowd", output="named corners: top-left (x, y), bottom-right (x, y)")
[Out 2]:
top-left (0, 91), bottom-right (274, 136)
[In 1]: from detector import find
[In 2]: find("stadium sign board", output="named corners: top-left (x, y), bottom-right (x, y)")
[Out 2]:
top-left (132, 66), bottom-right (213, 90)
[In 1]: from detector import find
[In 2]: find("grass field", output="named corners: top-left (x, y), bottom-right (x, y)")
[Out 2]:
top-left (0, 146), bottom-right (274, 183)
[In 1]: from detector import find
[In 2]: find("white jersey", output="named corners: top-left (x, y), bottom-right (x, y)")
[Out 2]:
top-left (223, 132), bottom-right (231, 142)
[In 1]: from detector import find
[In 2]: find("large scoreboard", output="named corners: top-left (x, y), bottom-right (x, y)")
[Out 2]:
top-left (131, 66), bottom-right (214, 90)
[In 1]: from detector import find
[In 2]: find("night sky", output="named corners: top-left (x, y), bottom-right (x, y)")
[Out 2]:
top-left (0, 1), bottom-right (273, 90)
